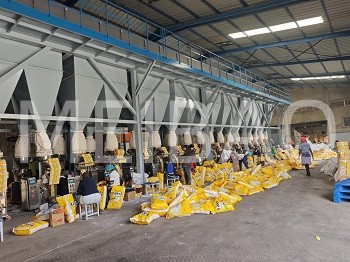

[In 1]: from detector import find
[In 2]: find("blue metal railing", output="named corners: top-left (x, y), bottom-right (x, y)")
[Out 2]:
top-left (7, 0), bottom-right (291, 103)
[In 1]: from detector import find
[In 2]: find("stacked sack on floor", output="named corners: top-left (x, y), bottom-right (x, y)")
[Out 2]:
top-left (334, 142), bottom-right (350, 182)
top-left (130, 163), bottom-right (291, 225)
top-left (313, 148), bottom-right (337, 161)
top-left (274, 147), bottom-right (318, 170)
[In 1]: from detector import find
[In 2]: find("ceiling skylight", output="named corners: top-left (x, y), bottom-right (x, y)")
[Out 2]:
top-left (291, 75), bottom-right (346, 81)
top-left (229, 16), bottom-right (324, 39)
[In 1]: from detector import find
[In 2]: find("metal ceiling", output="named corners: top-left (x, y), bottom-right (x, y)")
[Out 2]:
top-left (94, 0), bottom-right (350, 89)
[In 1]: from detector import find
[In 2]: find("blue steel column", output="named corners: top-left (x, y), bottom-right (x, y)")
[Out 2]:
top-left (130, 69), bottom-right (145, 181)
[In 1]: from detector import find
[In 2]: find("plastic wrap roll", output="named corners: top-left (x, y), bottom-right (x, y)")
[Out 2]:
top-left (105, 131), bottom-right (118, 152)
top-left (226, 132), bottom-right (235, 143)
top-left (167, 130), bottom-right (177, 147)
top-left (183, 131), bottom-right (192, 145)
top-left (129, 131), bottom-right (136, 149)
top-left (35, 130), bottom-right (52, 157)
top-left (196, 130), bottom-right (205, 145)
top-left (149, 131), bottom-right (162, 148)
top-left (86, 136), bottom-right (96, 153)
top-left (53, 134), bottom-right (66, 155)
top-left (15, 134), bottom-right (30, 158)
top-left (72, 131), bottom-right (87, 155)
top-left (217, 131), bottom-right (225, 144)
top-left (209, 131), bottom-right (215, 144)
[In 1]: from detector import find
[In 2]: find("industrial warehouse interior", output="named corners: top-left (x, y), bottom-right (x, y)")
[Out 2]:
top-left (0, 0), bottom-right (350, 261)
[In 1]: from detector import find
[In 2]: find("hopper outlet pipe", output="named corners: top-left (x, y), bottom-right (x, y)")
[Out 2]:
top-left (53, 134), bottom-right (66, 155)
top-left (196, 130), bottom-right (205, 145)
top-left (226, 132), bottom-right (235, 143)
top-left (259, 130), bottom-right (265, 144)
top-left (149, 131), bottom-right (162, 148)
top-left (72, 131), bottom-right (87, 155)
top-left (105, 131), bottom-right (118, 152)
top-left (35, 130), bottom-right (52, 157)
top-left (166, 130), bottom-right (177, 147)
top-left (86, 136), bottom-right (96, 153)
top-left (209, 131), bottom-right (215, 144)
top-left (15, 134), bottom-right (30, 158)
top-left (248, 131), bottom-right (254, 143)
top-left (253, 132), bottom-right (259, 145)
top-left (191, 134), bottom-right (197, 144)
top-left (183, 130), bottom-right (192, 146)
top-left (143, 132), bottom-right (150, 148)
top-left (234, 132), bottom-right (241, 144)
top-left (264, 130), bottom-right (269, 142)
top-left (217, 131), bottom-right (225, 144)
top-left (129, 131), bottom-right (136, 149)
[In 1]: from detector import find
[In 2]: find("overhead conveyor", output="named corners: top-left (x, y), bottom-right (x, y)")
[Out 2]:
top-left (0, 0), bottom-right (291, 105)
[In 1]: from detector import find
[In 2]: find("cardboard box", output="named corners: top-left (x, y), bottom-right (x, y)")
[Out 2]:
top-left (49, 210), bottom-right (65, 227)
top-left (123, 190), bottom-right (136, 201)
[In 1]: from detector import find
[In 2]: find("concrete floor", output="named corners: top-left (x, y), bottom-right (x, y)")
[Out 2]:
top-left (1, 163), bottom-right (350, 262)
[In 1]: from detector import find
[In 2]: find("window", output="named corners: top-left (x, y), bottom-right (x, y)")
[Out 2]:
top-left (344, 117), bottom-right (350, 127)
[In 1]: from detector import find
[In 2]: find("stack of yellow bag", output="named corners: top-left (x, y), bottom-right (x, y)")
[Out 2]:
top-left (13, 220), bottom-right (49, 236)
top-left (313, 148), bottom-right (338, 160)
top-left (48, 158), bottom-right (61, 185)
top-left (335, 142), bottom-right (350, 182)
top-left (0, 159), bottom-right (8, 195)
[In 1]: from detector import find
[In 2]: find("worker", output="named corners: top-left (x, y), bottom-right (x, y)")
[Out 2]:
top-left (220, 142), bottom-right (232, 163)
top-left (230, 149), bottom-right (240, 172)
top-left (76, 170), bottom-right (101, 205)
top-left (182, 145), bottom-right (196, 185)
top-left (236, 148), bottom-right (250, 171)
top-left (105, 164), bottom-right (121, 186)
top-left (299, 136), bottom-right (314, 177)
top-left (252, 145), bottom-right (261, 162)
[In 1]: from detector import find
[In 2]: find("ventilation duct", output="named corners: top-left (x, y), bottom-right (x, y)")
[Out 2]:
top-left (166, 130), bottom-right (177, 147)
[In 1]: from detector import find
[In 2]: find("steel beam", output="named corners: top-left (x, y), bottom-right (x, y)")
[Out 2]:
top-left (270, 71), bottom-right (350, 80)
top-left (41, 27), bottom-right (59, 42)
top-left (228, 95), bottom-right (244, 122)
top-left (130, 69), bottom-right (145, 181)
top-left (72, 38), bottom-right (92, 53)
top-left (165, 0), bottom-right (307, 32)
top-left (180, 82), bottom-right (207, 121)
top-left (135, 61), bottom-right (156, 95)
top-left (87, 58), bottom-right (136, 115)
top-left (140, 77), bottom-right (166, 109)
top-left (245, 55), bottom-right (350, 69)
top-left (208, 92), bottom-right (220, 116)
top-left (0, 46), bottom-right (50, 84)
top-left (268, 102), bottom-right (279, 117)
top-left (206, 83), bottom-right (222, 105)
top-left (216, 30), bottom-right (350, 55)
top-left (6, 15), bottom-right (22, 33)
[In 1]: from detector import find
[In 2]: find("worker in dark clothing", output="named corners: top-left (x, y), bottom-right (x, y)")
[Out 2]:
top-left (182, 145), bottom-right (196, 185)
top-left (76, 171), bottom-right (101, 205)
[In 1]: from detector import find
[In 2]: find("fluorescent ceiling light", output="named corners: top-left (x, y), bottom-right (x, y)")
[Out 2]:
top-left (229, 16), bottom-right (323, 39)
top-left (291, 75), bottom-right (346, 81)
top-left (270, 22), bottom-right (298, 32)
top-left (297, 16), bottom-right (324, 27)
top-left (229, 32), bottom-right (246, 39)
top-left (245, 27), bottom-right (270, 36)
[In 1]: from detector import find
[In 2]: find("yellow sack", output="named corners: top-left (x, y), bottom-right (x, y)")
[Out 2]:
top-left (205, 168), bottom-right (215, 183)
top-left (13, 220), bottom-right (49, 236)
top-left (97, 182), bottom-right (107, 211)
top-left (261, 166), bottom-right (274, 176)
top-left (213, 171), bottom-right (227, 186)
top-left (191, 202), bottom-right (211, 214)
top-left (247, 186), bottom-right (264, 196)
top-left (151, 194), bottom-right (168, 210)
top-left (164, 181), bottom-right (181, 204)
top-left (166, 198), bottom-right (193, 218)
top-left (169, 189), bottom-right (188, 208)
top-left (233, 183), bottom-right (249, 196)
top-left (141, 202), bottom-right (168, 217)
top-left (212, 201), bottom-right (234, 214)
top-left (216, 192), bottom-right (241, 205)
top-left (56, 194), bottom-right (76, 223)
top-left (130, 212), bottom-right (160, 225)
top-left (107, 185), bottom-right (125, 210)
top-left (156, 172), bottom-right (164, 191)
top-left (250, 165), bottom-right (261, 176)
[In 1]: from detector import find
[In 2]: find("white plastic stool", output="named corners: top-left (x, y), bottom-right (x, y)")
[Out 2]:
top-left (166, 175), bottom-right (179, 187)
top-left (79, 193), bottom-right (101, 220)
top-left (144, 182), bottom-right (160, 195)
top-left (0, 219), bottom-right (3, 242)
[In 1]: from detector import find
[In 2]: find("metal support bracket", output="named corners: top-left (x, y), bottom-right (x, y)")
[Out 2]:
top-left (135, 60), bottom-right (156, 95)
top-left (180, 82), bottom-right (207, 121)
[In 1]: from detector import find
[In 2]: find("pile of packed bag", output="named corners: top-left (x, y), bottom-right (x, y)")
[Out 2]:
top-left (130, 162), bottom-right (292, 225)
